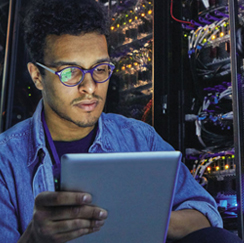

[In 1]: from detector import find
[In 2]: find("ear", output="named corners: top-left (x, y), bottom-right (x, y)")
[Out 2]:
top-left (27, 62), bottom-right (44, 90)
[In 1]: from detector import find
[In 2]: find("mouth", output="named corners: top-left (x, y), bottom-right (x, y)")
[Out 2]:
top-left (73, 99), bottom-right (99, 112)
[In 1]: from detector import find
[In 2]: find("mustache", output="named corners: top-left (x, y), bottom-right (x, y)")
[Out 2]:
top-left (70, 94), bottom-right (102, 105)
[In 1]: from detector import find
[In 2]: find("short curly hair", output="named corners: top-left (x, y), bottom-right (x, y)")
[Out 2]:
top-left (24, 0), bottom-right (110, 64)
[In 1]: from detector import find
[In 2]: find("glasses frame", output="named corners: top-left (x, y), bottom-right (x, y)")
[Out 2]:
top-left (36, 61), bottom-right (115, 87)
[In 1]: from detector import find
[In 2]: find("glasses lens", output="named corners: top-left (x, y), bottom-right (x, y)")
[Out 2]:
top-left (92, 63), bottom-right (113, 83)
top-left (60, 67), bottom-right (83, 86)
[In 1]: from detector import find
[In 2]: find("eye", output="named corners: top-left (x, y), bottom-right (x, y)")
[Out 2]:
top-left (60, 68), bottom-right (80, 82)
top-left (94, 64), bottom-right (108, 73)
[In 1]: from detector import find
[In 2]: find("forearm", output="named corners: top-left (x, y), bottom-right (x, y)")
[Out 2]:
top-left (167, 209), bottom-right (211, 240)
top-left (17, 221), bottom-right (37, 243)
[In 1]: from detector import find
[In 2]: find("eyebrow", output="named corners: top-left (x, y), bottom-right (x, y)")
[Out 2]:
top-left (49, 57), bottom-right (111, 68)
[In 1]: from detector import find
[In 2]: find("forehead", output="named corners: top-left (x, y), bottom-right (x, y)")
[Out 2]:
top-left (43, 33), bottom-right (109, 67)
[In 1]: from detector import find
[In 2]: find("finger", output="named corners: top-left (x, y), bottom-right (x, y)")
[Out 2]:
top-left (50, 218), bottom-right (105, 234)
top-left (51, 227), bottom-right (101, 243)
top-left (47, 205), bottom-right (108, 221)
top-left (35, 191), bottom-right (92, 207)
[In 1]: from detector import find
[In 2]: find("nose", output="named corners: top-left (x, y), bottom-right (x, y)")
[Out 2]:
top-left (78, 71), bottom-right (96, 94)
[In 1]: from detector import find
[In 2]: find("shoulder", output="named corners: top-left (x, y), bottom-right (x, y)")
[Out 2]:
top-left (101, 112), bottom-right (154, 132)
top-left (0, 100), bottom-right (44, 154)
top-left (100, 113), bottom-right (174, 151)
top-left (0, 118), bottom-right (33, 146)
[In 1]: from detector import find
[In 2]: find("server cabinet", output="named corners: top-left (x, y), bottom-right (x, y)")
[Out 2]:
top-left (170, 0), bottom-right (244, 238)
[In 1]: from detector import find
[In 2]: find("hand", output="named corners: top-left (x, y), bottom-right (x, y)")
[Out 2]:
top-left (18, 191), bottom-right (108, 243)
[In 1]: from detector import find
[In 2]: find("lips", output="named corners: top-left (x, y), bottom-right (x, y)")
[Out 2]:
top-left (74, 100), bottom-right (98, 111)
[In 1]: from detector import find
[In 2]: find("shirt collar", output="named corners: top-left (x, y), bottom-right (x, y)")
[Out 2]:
top-left (28, 100), bottom-right (114, 166)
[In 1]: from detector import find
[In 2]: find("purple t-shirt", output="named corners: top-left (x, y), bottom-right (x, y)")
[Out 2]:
top-left (53, 126), bottom-right (97, 160)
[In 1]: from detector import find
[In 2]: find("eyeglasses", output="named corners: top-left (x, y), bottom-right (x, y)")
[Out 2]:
top-left (36, 62), bottom-right (115, 87)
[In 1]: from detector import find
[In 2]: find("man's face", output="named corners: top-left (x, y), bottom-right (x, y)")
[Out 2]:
top-left (34, 33), bottom-right (110, 130)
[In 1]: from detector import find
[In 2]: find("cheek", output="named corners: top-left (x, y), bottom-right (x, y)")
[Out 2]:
top-left (100, 83), bottom-right (109, 98)
top-left (42, 77), bottom-right (69, 101)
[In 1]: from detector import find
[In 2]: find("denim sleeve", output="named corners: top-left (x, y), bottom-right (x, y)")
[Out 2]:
top-left (149, 126), bottom-right (223, 227)
top-left (173, 163), bottom-right (223, 227)
top-left (0, 175), bottom-right (20, 242)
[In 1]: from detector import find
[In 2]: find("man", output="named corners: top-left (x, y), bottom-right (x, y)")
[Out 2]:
top-left (0, 0), bottom-right (242, 242)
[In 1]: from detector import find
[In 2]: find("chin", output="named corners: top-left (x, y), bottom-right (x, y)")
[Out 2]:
top-left (72, 116), bottom-right (99, 128)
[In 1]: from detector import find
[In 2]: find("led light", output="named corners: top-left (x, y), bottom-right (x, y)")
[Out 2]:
top-left (225, 165), bottom-right (229, 170)
top-left (117, 24), bottom-right (120, 28)
top-left (134, 62), bottom-right (138, 66)
top-left (125, 14), bottom-right (128, 17)
top-left (135, 16), bottom-right (138, 20)
top-left (141, 13), bottom-right (145, 17)
top-left (28, 86), bottom-right (31, 89)
top-left (148, 10), bottom-right (152, 15)
top-left (129, 19), bottom-right (132, 23)
top-left (29, 94), bottom-right (31, 97)
top-left (123, 22), bottom-right (126, 25)
top-left (127, 64), bottom-right (132, 68)
top-left (222, 156), bottom-right (225, 160)
top-left (111, 26), bottom-right (115, 31)
top-left (232, 155), bottom-right (235, 158)
top-left (216, 166), bottom-right (220, 171)
top-left (211, 35), bottom-right (216, 40)
top-left (220, 32), bottom-right (224, 37)
top-left (207, 167), bottom-right (211, 171)
top-left (184, 34), bottom-right (188, 37)
top-left (148, 57), bottom-right (151, 61)
top-left (121, 66), bottom-right (126, 71)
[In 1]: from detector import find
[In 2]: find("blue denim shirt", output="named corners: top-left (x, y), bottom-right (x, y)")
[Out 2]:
top-left (0, 100), bottom-right (223, 242)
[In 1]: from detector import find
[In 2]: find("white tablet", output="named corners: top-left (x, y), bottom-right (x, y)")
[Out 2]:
top-left (60, 151), bottom-right (181, 243)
